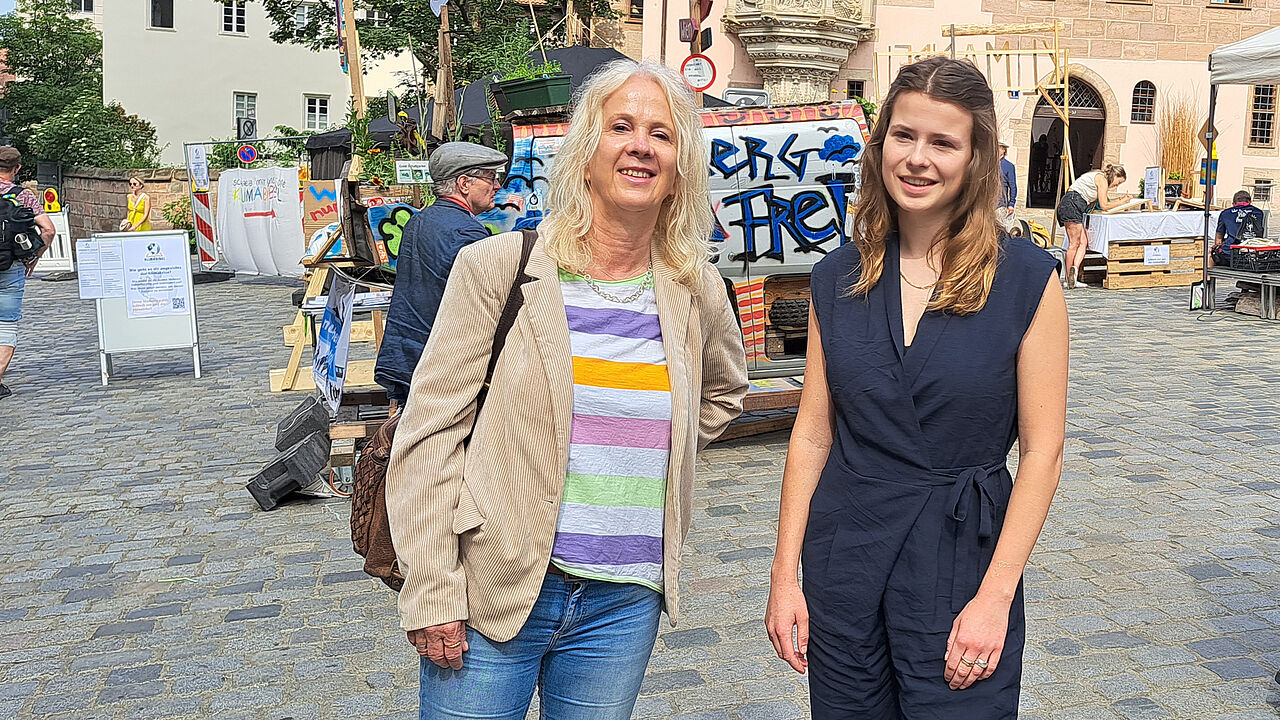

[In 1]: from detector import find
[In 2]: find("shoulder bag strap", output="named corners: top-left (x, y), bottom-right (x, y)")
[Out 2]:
top-left (473, 228), bottom-right (538, 416)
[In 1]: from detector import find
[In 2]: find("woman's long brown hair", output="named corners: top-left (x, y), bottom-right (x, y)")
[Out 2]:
top-left (847, 56), bottom-right (1002, 315)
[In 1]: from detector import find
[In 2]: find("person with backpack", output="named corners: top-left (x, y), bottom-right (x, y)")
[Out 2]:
top-left (0, 147), bottom-right (55, 401)
top-left (383, 60), bottom-right (748, 719)
top-left (1212, 190), bottom-right (1267, 266)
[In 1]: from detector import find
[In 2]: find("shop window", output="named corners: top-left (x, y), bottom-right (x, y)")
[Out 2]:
top-left (223, 0), bottom-right (247, 34)
top-left (1249, 85), bottom-right (1275, 148)
top-left (629, 0), bottom-right (644, 19)
top-left (149, 0), bottom-right (174, 29)
top-left (1131, 81), bottom-right (1156, 124)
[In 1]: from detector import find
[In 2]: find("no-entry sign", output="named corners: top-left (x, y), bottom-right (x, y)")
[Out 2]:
top-left (681, 54), bottom-right (716, 92)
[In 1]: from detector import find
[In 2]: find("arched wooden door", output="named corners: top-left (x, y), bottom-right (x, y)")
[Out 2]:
top-left (1028, 80), bottom-right (1106, 208)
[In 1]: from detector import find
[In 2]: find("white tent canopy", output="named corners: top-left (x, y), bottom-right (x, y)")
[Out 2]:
top-left (1209, 26), bottom-right (1280, 86)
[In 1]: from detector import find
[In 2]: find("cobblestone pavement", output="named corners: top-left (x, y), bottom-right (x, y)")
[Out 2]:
top-left (2, 275), bottom-right (1279, 720)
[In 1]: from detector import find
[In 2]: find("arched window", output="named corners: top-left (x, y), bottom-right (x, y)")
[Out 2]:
top-left (1131, 81), bottom-right (1156, 124)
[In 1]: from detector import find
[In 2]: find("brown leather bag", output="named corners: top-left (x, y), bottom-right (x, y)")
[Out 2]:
top-left (351, 229), bottom-right (538, 591)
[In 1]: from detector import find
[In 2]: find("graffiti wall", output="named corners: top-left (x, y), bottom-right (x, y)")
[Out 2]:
top-left (708, 119), bottom-right (865, 267)
top-left (476, 104), bottom-right (870, 270)
top-left (479, 127), bottom-right (567, 235)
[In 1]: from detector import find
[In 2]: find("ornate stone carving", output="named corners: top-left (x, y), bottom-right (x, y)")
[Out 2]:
top-left (723, 0), bottom-right (873, 104)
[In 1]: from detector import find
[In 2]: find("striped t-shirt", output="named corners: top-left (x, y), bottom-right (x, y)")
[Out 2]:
top-left (550, 268), bottom-right (672, 591)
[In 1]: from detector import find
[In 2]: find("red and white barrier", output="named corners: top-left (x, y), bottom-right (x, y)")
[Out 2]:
top-left (192, 190), bottom-right (216, 268)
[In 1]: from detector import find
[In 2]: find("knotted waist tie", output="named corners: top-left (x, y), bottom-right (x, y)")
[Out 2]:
top-left (939, 461), bottom-right (1010, 613)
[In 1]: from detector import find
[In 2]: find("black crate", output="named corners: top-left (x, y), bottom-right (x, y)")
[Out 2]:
top-left (1229, 246), bottom-right (1280, 273)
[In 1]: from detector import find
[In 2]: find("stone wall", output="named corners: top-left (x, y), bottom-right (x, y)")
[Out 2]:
top-left (62, 167), bottom-right (223, 241)
top-left (980, 0), bottom-right (1276, 63)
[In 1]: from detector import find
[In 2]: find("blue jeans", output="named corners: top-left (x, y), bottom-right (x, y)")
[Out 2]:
top-left (0, 264), bottom-right (25, 347)
top-left (419, 573), bottom-right (662, 720)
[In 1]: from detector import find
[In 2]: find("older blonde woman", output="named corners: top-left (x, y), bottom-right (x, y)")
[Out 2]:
top-left (385, 59), bottom-right (748, 720)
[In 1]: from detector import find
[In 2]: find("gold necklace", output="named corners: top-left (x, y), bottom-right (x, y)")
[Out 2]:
top-left (899, 271), bottom-right (938, 291)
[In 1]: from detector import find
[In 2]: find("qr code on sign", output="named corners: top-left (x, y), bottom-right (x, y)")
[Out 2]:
top-left (172, 297), bottom-right (186, 310)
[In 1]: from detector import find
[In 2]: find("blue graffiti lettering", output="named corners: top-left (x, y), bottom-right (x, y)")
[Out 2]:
top-left (710, 139), bottom-right (748, 178)
top-left (722, 186), bottom-right (846, 262)
top-left (307, 185), bottom-right (337, 202)
top-left (740, 137), bottom-right (789, 181)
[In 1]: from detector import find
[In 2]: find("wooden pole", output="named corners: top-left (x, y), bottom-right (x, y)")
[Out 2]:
top-left (566, 0), bottom-right (577, 45)
top-left (341, 0), bottom-right (367, 181)
top-left (660, 0), bottom-right (668, 65)
top-left (343, 0), bottom-right (367, 117)
top-left (689, 0), bottom-right (702, 107)
top-left (433, 5), bottom-right (455, 141)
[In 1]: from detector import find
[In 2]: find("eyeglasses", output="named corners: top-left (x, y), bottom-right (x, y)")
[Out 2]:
top-left (464, 170), bottom-right (503, 185)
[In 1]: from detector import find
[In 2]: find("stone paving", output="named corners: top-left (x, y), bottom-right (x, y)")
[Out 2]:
top-left (2, 274), bottom-right (1279, 720)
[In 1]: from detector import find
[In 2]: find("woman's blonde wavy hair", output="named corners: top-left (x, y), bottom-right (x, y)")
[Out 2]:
top-left (848, 56), bottom-right (1002, 315)
top-left (539, 59), bottom-right (713, 290)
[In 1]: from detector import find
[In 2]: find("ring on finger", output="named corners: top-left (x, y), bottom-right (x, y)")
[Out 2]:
top-left (974, 657), bottom-right (989, 669)
top-left (444, 640), bottom-right (462, 648)
top-left (959, 656), bottom-right (976, 667)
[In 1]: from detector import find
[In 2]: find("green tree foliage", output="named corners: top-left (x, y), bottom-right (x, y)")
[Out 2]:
top-left (0, 0), bottom-right (102, 156)
top-left (204, 125), bottom-right (315, 170)
top-left (28, 96), bottom-right (161, 168)
top-left (0, 0), bottom-right (162, 169)
top-left (261, 0), bottom-right (613, 86)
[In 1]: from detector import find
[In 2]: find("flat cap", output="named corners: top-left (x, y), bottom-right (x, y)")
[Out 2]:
top-left (428, 142), bottom-right (507, 182)
top-left (0, 146), bottom-right (21, 165)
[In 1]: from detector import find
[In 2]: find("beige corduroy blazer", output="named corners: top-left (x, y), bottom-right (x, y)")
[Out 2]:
top-left (385, 231), bottom-right (749, 642)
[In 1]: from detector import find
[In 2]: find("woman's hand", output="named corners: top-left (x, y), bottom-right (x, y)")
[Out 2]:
top-left (765, 579), bottom-right (810, 674)
top-left (943, 592), bottom-right (1011, 690)
top-left (407, 621), bottom-right (469, 670)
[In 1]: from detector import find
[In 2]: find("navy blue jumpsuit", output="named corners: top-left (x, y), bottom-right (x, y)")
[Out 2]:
top-left (803, 233), bottom-right (1058, 718)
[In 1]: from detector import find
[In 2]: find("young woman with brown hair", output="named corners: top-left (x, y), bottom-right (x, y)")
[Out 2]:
top-left (764, 56), bottom-right (1068, 717)
top-left (1058, 164), bottom-right (1128, 288)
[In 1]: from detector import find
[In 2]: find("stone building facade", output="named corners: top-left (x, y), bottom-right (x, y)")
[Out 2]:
top-left (615, 0), bottom-right (1279, 221)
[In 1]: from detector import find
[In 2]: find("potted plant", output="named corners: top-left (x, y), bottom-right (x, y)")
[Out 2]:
top-left (489, 57), bottom-right (571, 115)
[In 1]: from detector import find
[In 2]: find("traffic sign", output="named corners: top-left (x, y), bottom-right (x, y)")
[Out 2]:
top-left (679, 18), bottom-right (697, 43)
top-left (681, 54), bottom-right (716, 93)
top-left (1198, 118), bottom-right (1218, 153)
top-left (43, 188), bottom-right (61, 213)
top-left (237, 144), bottom-right (258, 164)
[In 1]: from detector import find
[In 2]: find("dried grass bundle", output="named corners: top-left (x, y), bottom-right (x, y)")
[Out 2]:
top-left (1158, 91), bottom-right (1201, 185)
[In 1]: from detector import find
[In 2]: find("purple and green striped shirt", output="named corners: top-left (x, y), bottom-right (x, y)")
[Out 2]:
top-left (550, 269), bottom-right (672, 591)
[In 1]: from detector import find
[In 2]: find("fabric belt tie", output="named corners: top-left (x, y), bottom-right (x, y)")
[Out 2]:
top-left (943, 461), bottom-right (1008, 612)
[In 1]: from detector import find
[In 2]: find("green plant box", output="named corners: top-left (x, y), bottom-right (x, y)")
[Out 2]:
top-left (490, 74), bottom-right (572, 115)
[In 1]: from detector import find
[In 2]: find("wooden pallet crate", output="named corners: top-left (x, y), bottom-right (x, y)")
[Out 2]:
top-left (1104, 237), bottom-right (1204, 290)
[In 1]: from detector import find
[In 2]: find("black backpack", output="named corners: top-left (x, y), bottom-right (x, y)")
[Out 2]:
top-left (1237, 208), bottom-right (1264, 242)
top-left (0, 188), bottom-right (41, 272)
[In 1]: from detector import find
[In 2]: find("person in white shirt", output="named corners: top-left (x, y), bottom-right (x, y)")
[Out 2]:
top-left (1054, 164), bottom-right (1128, 288)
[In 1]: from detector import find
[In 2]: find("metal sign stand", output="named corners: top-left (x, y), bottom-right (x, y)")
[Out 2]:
top-left (86, 231), bottom-right (202, 386)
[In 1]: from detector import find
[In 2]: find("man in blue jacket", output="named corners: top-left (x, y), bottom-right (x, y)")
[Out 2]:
top-left (375, 142), bottom-right (508, 410)
top-left (997, 139), bottom-right (1018, 234)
